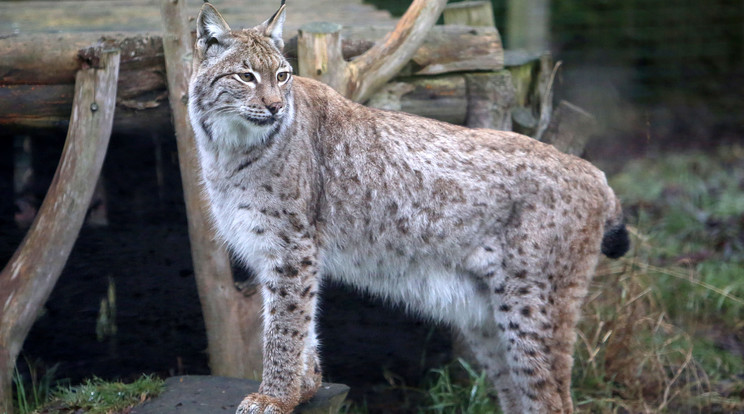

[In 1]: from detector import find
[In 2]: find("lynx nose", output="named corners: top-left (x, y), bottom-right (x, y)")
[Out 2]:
top-left (266, 102), bottom-right (283, 115)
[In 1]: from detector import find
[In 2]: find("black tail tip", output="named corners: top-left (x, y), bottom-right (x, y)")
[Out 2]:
top-left (601, 222), bottom-right (630, 259)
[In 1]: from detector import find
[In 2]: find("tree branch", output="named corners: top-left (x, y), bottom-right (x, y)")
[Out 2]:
top-left (345, 0), bottom-right (448, 102)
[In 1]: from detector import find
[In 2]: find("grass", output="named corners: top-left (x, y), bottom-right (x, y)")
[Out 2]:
top-left (43, 375), bottom-right (164, 414)
top-left (12, 361), bottom-right (57, 414)
top-left (420, 359), bottom-right (500, 414)
top-left (12, 373), bottom-right (163, 414)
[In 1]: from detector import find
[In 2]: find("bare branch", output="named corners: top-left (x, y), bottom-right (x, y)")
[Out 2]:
top-left (346, 0), bottom-right (448, 102)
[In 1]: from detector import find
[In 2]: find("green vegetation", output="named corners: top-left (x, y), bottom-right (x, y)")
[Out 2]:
top-left (421, 359), bottom-right (500, 414)
top-left (12, 361), bottom-right (57, 414)
top-left (43, 375), bottom-right (164, 414)
top-left (12, 374), bottom-right (163, 414)
top-left (610, 146), bottom-right (744, 327)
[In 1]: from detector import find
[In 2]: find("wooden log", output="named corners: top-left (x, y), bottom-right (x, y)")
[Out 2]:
top-left (0, 26), bottom-right (502, 127)
top-left (297, 23), bottom-right (346, 90)
top-left (464, 70), bottom-right (515, 130)
top-left (296, 0), bottom-right (449, 102)
top-left (541, 100), bottom-right (597, 156)
top-left (341, 24), bottom-right (503, 76)
top-left (406, 25), bottom-right (502, 76)
top-left (367, 75), bottom-right (468, 125)
top-left (0, 50), bottom-right (120, 414)
top-left (534, 54), bottom-right (556, 141)
top-left (0, 33), bottom-right (165, 88)
top-left (504, 49), bottom-right (541, 107)
top-left (443, 1), bottom-right (496, 28)
top-left (159, 0), bottom-right (264, 380)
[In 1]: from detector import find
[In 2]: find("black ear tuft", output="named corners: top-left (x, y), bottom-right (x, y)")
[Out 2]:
top-left (259, 4), bottom-right (287, 50)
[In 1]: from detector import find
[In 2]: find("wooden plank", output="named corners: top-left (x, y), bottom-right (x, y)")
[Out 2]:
top-left (159, 0), bottom-right (264, 380)
top-left (0, 50), bottom-right (120, 414)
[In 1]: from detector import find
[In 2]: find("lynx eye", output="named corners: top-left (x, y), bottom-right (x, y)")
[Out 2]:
top-left (277, 71), bottom-right (290, 82)
top-left (236, 73), bottom-right (256, 83)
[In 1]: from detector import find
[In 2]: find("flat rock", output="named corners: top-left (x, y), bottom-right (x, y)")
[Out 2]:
top-left (131, 376), bottom-right (349, 414)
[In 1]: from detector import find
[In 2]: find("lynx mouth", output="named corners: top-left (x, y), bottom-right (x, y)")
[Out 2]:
top-left (243, 114), bottom-right (278, 127)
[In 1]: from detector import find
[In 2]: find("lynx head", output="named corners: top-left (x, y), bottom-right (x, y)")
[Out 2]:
top-left (189, 2), bottom-right (293, 149)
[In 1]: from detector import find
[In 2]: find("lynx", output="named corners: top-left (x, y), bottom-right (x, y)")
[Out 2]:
top-left (188, 3), bottom-right (629, 413)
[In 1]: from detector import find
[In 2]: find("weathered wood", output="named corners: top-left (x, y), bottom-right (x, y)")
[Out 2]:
top-left (443, 1), bottom-right (496, 28)
top-left (404, 25), bottom-right (502, 76)
top-left (0, 50), bottom-right (120, 414)
top-left (159, 0), bottom-right (264, 380)
top-left (297, 23), bottom-right (346, 90)
top-left (504, 49), bottom-right (541, 107)
top-left (367, 75), bottom-right (468, 125)
top-left (464, 70), bottom-right (515, 130)
top-left (534, 54), bottom-right (557, 141)
top-left (0, 0), bottom-right (396, 40)
top-left (345, 0), bottom-right (449, 102)
top-left (0, 33), bottom-right (164, 86)
top-left (542, 100), bottom-right (597, 156)
top-left (0, 25), bottom-right (502, 127)
top-left (296, 0), bottom-right (449, 102)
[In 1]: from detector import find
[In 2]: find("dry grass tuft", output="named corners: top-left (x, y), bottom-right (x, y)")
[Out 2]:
top-left (572, 228), bottom-right (743, 413)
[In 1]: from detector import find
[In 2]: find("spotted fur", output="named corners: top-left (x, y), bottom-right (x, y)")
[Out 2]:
top-left (188, 4), bottom-right (628, 414)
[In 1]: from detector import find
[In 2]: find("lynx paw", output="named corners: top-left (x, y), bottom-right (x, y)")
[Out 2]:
top-left (235, 393), bottom-right (292, 414)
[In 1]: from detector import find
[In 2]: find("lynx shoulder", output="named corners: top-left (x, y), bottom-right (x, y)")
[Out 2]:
top-left (188, 3), bottom-right (629, 414)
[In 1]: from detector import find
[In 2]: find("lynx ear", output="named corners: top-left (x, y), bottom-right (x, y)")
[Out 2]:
top-left (196, 3), bottom-right (232, 58)
top-left (258, 2), bottom-right (287, 51)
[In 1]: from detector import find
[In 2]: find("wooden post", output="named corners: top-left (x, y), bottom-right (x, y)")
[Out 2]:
top-left (443, 1), bottom-right (495, 28)
top-left (506, 0), bottom-right (549, 52)
top-left (0, 49), bottom-right (120, 414)
top-left (159, 0), bottom-right (264, 380)
top-left (297, 22), bottom-right (346, 93)
top-left (464, 70), bottom-right (516, 130)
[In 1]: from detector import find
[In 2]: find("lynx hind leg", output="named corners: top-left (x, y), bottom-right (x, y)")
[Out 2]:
top-left (459, 325), bottom-right (524, 413)
top-left (479, 211), bottom-right (605, 414)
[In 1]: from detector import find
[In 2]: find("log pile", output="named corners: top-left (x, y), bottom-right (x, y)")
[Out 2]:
top-left (0, 24), bottom-right (506, 132)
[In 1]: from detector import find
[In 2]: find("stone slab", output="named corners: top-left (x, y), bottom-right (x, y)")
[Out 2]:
top-left (131, 376), bottom-right (349, 414)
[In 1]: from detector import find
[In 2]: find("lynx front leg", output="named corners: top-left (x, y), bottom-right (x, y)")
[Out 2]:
top-left (237, 255), bottom-right (321, 414)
